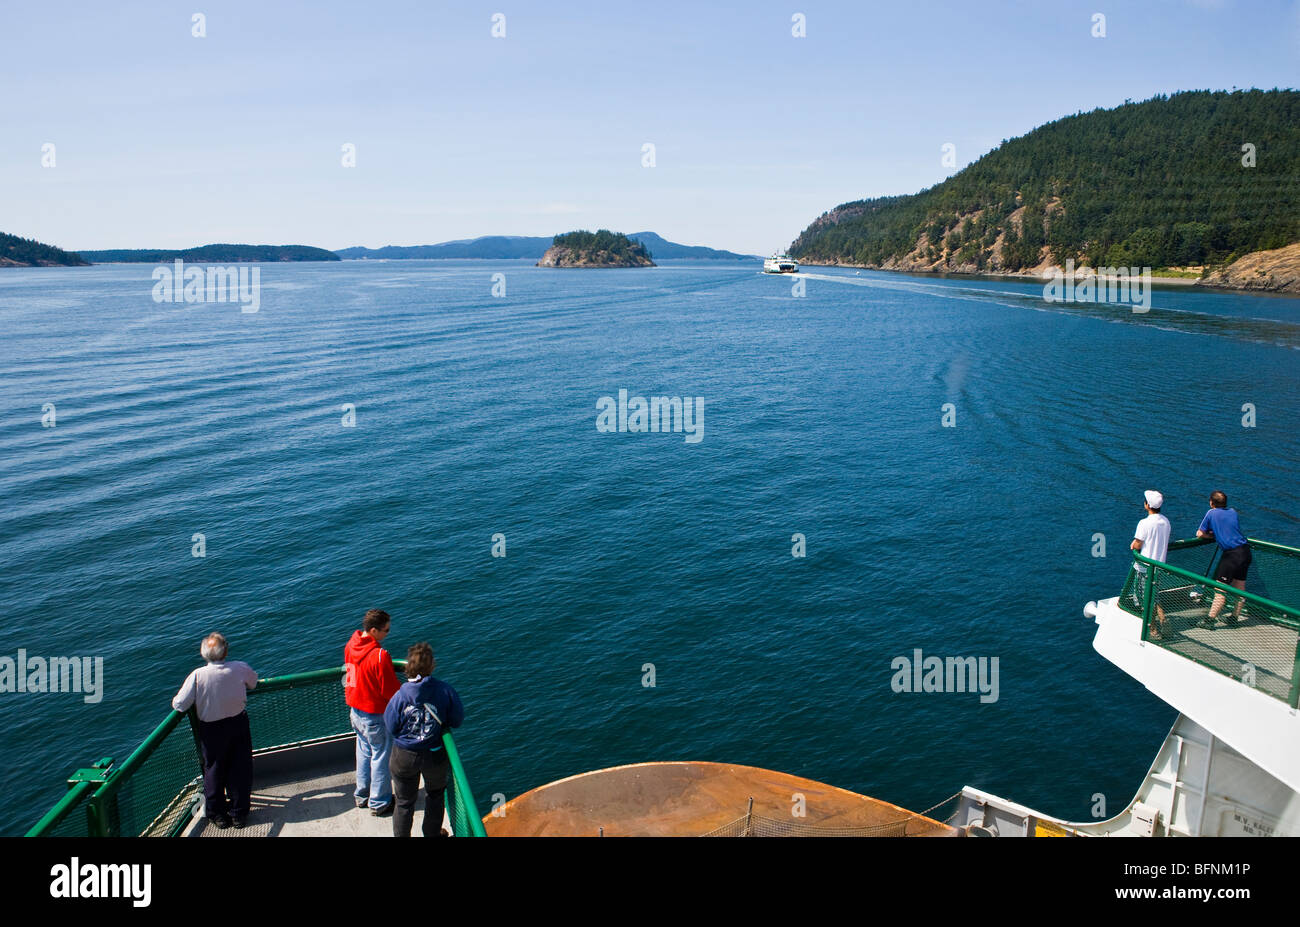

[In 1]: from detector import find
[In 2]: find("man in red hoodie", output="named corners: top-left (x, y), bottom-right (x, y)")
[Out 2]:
top-left (344, 609), bottom-right (401, 815)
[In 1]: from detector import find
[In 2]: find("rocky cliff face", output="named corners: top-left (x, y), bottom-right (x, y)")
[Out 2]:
top-left (796, 205), bottom-right (1300, 293)
top-left (536, 246), bottom-right (654, 268)
top-left (1197, 243), bottom-right (1300, 293)
top-left (792, 198), bottom-right (1062, 277)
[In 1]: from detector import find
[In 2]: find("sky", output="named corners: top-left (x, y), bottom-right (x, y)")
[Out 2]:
top-left (3, 0), bottom-right (1298, 256)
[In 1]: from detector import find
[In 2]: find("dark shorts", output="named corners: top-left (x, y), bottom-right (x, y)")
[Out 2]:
top-left (1215, 543), bottom-right (1252, 583)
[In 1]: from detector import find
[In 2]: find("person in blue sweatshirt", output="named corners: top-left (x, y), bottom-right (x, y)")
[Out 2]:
top-left (383, 641), bottom-right (464, 837)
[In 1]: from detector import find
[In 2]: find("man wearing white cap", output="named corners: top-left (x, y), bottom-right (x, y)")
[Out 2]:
top-left (1130, 490), bottom-right (1171, 638)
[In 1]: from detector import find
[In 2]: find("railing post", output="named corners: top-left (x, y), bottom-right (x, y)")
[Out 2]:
top-left (1140, 559), bottom-right (1156, 642)
top-left (25, 759), bottom-right (113, 837)
top-left (440, 731), bottom-right (487, 837)
top-left (87, 784), bottom-right (118, 837)
top-left (1289, 636), bottom-right (1300, 710)
top-left (184, 706), bottom-right (207, 821)
top-left (77, 759), bottom-right (115, 838)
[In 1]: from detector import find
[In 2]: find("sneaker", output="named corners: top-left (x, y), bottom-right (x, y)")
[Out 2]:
top-left (355, 796), bottom-right (369, 809)
top-left (210, 815), bottom-right (232, 830)
top-left (371, 803), bottom-right (393, 817)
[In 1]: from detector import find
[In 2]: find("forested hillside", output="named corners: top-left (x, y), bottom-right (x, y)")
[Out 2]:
top-left (790, 90), bottom-right (1299, 274)
top-left (0, 232), bottom-right (88, 267)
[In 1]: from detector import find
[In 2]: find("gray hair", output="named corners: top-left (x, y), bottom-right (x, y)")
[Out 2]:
top-left (201, 633), bottom-right (228, 662)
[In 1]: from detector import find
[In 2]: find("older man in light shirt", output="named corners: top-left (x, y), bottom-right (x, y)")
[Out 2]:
top-left (173, 633), bottom-right (259, 829)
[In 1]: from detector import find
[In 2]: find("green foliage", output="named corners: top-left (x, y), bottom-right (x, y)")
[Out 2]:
top-left (552, 229), bottom-right (652, 261)
top-left (790, 90), bottom-right (1300, 270)
top-left (0, 232), bottom-right (88, 266)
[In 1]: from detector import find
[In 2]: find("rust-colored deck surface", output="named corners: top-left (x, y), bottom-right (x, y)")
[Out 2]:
top-left (485, 761), bottom-right (957, 836)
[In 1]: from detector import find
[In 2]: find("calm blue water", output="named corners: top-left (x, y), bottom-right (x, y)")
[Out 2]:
top-left (1, 259), bottom-right (1297, 835)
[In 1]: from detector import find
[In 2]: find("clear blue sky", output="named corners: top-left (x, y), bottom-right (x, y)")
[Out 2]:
top-left (3, 0), bottom-right (1297, 255)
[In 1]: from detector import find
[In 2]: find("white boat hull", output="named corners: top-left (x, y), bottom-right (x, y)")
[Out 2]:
top-left (953, 595), bottom-right (1300, 836)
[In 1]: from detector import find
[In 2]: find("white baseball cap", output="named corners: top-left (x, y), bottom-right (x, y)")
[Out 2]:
top-left (1144, 490), bottom-right (1163, 509)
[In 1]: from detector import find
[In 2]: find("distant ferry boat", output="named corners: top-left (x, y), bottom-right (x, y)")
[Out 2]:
top-left (763, 254), bottom-right (798, 274)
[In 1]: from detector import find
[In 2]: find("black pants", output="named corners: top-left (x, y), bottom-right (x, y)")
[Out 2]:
top-left (390, 744), bottom-right (450, 838)
top-left (197, 711), bottom-right (253, 819)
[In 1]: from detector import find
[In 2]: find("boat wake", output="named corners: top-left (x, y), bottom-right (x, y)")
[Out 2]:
top-left (792, 272), bottom-right (1300, 350)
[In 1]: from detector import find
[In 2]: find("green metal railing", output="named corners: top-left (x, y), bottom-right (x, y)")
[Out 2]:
top-left (440, 728), bottom-right (485, 838)
top-left (1119, 537), bottom-right (1300, 705)
top-left (27, 662), bottom-right (485, 837)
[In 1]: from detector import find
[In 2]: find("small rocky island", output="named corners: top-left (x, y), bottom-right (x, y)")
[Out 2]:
top-left (537, 230), bottom-right (655, 268)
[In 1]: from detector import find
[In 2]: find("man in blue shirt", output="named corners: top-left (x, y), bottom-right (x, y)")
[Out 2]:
top-left (1196, 490), bottom-right (1252, 626)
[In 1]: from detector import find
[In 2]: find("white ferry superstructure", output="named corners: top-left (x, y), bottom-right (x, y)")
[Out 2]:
top-left (763, 254), bottom-right (798, 273)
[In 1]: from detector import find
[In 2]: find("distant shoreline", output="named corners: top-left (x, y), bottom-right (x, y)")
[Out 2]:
top-left (794, 243), bottom-right (1300, 296)
top-left (336, 256), bottom-right (755, 263)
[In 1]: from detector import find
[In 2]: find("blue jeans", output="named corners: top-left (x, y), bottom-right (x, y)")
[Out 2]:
top-left (351, 707), bottom-right (392, 809)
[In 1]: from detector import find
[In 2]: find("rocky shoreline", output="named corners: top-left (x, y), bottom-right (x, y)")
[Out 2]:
top-left (1197, 243), bottom-right (1300, 293)
top-left (796, 242), bottom-right (1300, 295)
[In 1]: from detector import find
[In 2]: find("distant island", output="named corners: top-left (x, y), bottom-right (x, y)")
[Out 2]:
top-left (0, 232), bottom-right (88, 267)
top-left (4, 231), bottom-right (755, 269)
top-left (537, 230), bottom-right (655, 268)
top-left (337, 236), bottom-right (551, 260)
top-left (625, 232), bottom-right (754, 261)
top-left (337, 232), bottom-right (753, 261)
top-left (789, 89), bottom-right (1300, 292)
top-left (75, 244), bottom-right (340, 263)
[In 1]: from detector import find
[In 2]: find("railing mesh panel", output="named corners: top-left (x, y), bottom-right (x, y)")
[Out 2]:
top-left (112, 720), bottom-right (204, 837)
top-left (1147, 567), bottom-right (1298, 701)
top-left (445, 766), bottom-right (482, 837)
top-left (251, 676), bottom-right (352, 751)
top-left (1120, 539), bottom-right (1300, 705)
top-left (39, 794), bottom-right (93, 838)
